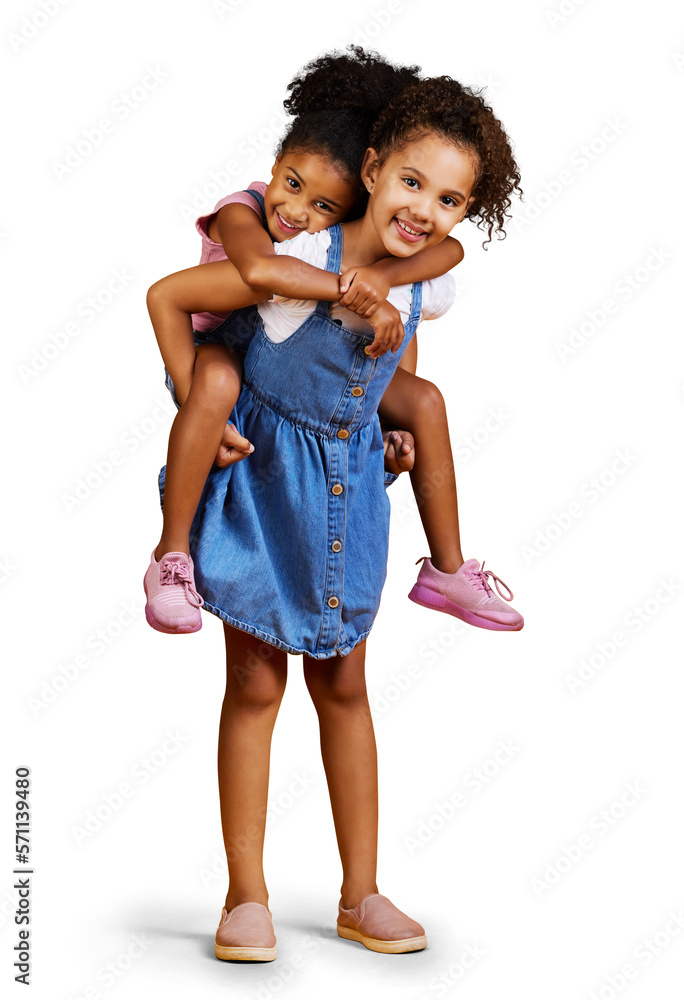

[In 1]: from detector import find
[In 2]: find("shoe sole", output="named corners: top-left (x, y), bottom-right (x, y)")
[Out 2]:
top-left (337, 923), bottom-right (427, 953)
top-left (408, 584), bottom-right (523, 632)
top-left (143, 582), bottom-right (202, 634)
top-left (215, 943), bottom-right (277, 961)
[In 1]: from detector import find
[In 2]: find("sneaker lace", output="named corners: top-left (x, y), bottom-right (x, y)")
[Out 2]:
top-left (160, 559), bottom-right (204, 608)
top-left (464, 561), bottom-right (514, 602)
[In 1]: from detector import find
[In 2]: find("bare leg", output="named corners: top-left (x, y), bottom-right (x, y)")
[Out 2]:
top-left (218, 625), bottom-right (288, 911)
top-left (155, 343), bottom-right (249, 559)
top-left (303, 640), bottom-right (379, 909)
top-left (379, 368), bottom-right (464, 573)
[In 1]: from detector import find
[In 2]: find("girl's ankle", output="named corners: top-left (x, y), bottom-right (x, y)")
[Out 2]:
top-left (154, 540), bottom-right (190, 561)
top-left (340, 883), bottom-right (379, 909)
top-left (224, 891), bottom-right (270, 911)
top-left (430, 555), bottom-right (464, 574)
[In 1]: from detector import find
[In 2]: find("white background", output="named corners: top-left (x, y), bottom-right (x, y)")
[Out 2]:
top-left (3, 0), bottom-right (684, 997)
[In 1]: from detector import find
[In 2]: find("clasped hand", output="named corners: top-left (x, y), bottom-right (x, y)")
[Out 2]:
top-left (213, 267), bottom-right (411, 471)
top-left (339, 265), bottom-right (404, 358)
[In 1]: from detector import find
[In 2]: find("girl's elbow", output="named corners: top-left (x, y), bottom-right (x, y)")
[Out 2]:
top-left (449, 238), bottom-right (465, 266)
top-left (240, 258), bottom-right (272, 289)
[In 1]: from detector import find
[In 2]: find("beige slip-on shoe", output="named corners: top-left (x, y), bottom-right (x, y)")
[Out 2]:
top-left (337, 892), bottom-right (427, 953)
top-left (215, 902), bottom-right (277, 961)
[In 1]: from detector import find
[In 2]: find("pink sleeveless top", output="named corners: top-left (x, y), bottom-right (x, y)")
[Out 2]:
top-left (192, 181), bottom-right (268, 333)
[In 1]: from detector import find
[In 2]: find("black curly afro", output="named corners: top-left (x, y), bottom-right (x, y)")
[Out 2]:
top-left (278, 46), bottom-right (421, 201)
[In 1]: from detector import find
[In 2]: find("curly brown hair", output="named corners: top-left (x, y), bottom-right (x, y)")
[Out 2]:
top-left (370, 76), bottom-right (522, 246)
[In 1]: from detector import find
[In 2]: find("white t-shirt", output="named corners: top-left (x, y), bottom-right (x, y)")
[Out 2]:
top-left (258, 229), bottom-right (456, 343)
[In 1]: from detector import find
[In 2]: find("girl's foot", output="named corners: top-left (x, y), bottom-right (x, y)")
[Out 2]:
top-left (143, 550), bottom-right (203, 634)
top-left (337, 893), bottom-right (427, 953)
top-left (215, 902), bottom-right (277, 962)
top-left (408, 557), bottom-right (524, 631)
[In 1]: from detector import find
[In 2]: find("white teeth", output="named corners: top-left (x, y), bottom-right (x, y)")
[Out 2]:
top-left (397, 219), bottom-right (423, 236)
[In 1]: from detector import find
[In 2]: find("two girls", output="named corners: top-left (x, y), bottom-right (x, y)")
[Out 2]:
top-left (145, 51), bottom-right (522, 959)
top-left (144, 48), bottom-right (523, 640)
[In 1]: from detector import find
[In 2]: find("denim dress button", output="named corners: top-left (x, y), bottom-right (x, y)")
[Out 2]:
top-left (180, 223), bottom-right (425, 660)
top-left (336, 428), bottom-right (349, 439)
top-left (363, 345), bottom-right (373, 355)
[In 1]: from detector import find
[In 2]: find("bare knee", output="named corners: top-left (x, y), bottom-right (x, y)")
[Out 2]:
top-left (227, 664), bottom-right (286, 712)
top-left (413, 377), bottom-right (446, 425)
top-left (225, 634), bottom-right (287, 711)
top-left (303, 660), bottom-right (368, 710)
top-left (191, 348), bottom-right (242, 413)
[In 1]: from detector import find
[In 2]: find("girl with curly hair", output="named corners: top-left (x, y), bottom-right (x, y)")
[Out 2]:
top-left (145, 67), bottom-right (521, 959)
top-left (145, 51), bottom-right (523, 639)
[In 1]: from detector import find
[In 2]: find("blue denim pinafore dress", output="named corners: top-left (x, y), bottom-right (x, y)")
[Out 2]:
top-left (160, 224), bottom-right (423, 659)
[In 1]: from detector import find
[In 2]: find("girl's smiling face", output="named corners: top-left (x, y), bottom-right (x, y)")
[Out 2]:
top-left (361, 134), bottom-right (479, 257)
top-left (265, 152), bottom-right (359, 241)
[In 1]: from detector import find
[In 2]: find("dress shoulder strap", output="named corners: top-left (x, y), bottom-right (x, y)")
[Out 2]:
top-left (315, 225), bottom-right (343, 317)
top-left (324, 224), bottom-right (343, 272)
top-left (408, 281), bottom-right (423, 325)
top-left (240, 188), bottom-right (269, 231)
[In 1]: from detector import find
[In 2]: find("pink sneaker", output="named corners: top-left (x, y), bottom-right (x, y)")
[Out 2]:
top-left (408, 557), bottom-right (524, 631)
top-left (143, 550), bottom-right (203, 634)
